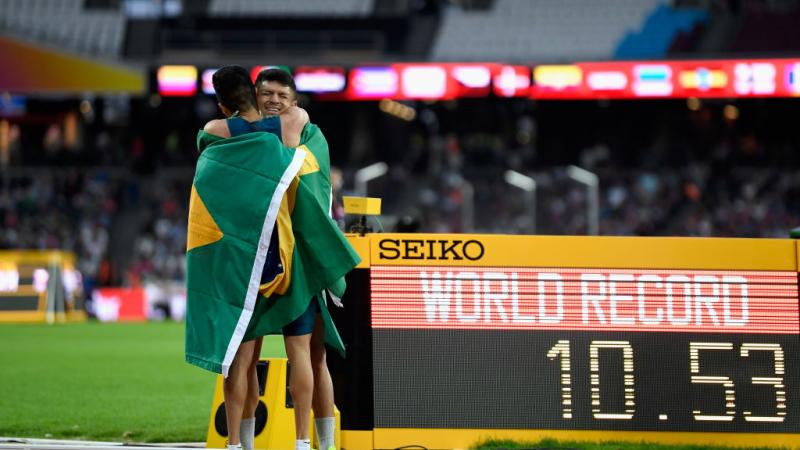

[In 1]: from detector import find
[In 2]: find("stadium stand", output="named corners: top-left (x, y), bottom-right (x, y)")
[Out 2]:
top-left (133, 0), bottom-right (426, 63)
top-left (1, 169), bottom-right (118, 290)
top-left (0, 0), bottom-right (125, 58)
top-left (0, 167), bottom-right (188, 287)
top-left (208, 0), bottom-right (374, 17)
top-left (615, 3), bottom-right (708, 59)
top-left (431, 0), bottom-right (665, 62)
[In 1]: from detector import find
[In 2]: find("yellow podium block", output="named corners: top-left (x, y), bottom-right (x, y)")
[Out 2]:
top-left (342, 196), bottom-right (381, 216)
top-left (206, 358), bottom-right (340, 449)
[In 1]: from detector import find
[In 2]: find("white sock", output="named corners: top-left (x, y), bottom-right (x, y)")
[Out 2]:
top-left (314, 416), bottom-right (336, 450)
top-left (239, 417), bottom-right (255, 450)
top-left (295, 439), bottom-right (311, 450)
top-left (227, 444), bottom-right (242, 450)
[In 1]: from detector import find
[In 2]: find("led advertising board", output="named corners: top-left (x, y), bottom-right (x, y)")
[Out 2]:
top-left (157, 65), bottom-right (197, 97)
top-left (157, 58), bottom-right (800, 101)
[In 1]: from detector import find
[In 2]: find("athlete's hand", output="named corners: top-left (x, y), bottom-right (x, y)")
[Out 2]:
top-left (283, 106), bottom-right (309, 126)
top-left (280, 106), bottom-right (309, 147)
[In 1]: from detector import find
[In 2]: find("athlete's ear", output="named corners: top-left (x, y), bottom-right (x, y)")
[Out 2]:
top-left (291, 98), bottom-right (298, 107)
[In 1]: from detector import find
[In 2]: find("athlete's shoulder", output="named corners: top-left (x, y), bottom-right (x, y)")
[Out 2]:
top-left (203, 119), bottom-right (230, 138)
top-left (257, 115), bottom-right (281, 130)
top-left (259, 115), bottom-right (281, 124)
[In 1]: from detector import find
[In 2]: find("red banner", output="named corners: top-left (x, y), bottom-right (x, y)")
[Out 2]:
top-left (371, 266), bottom-right (799, 333)
top-left (92, 287), bottom-right (147, 322)
top-left (344, 63), bottom-right (525, 100)
top-left (338, 58), bottom-right (800, 100)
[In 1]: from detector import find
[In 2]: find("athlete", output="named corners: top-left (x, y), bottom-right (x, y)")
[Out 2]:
top-left (202, 65), bottom-right (308, 450)
top-left (203, 67), bottom-right (307, 145)
top-left (255, 68), bottom-right (339, 450)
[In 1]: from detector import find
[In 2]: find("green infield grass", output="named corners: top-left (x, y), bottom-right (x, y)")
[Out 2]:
top-left (0, 321), bottom-right (285, 443)
top-left (471, 438), bottom-right (787, 450)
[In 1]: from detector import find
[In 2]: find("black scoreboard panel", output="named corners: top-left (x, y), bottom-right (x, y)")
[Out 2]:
top-left (373, 329), bottom-right (796, 432)
top-left (328, 268), bottom-right (374, 431)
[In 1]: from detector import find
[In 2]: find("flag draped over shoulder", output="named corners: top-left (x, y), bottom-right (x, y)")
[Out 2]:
top-left (300, 123), bottom-right (348, 300)
top-left (185, 130), bottom-right (360, 376)
top-left (243, 124), bottom-right (352, 351)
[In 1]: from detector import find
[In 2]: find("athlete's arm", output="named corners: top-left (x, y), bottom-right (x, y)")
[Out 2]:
top-left (280, 106), bottom-right (309, 148)
top-left (203, 119), bottom-right (231, 138)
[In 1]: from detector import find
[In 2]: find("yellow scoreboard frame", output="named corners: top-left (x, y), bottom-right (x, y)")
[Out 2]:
top-left (0, 250), bottom-right (85, 323)
top-left (330, 233), bottom-right (800, 450)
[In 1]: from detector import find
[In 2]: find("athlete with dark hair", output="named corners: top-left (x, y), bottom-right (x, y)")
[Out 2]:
top-left (202, 66), bottom-right (342, 450)
top-left (254, 68), bottom-right (339, 450)
top-left (205, 65), bottom-right (308, 147)
top-left (255, 68), bottom-right (299, 118)
top-left (201, 65), bottom-right (309, 450)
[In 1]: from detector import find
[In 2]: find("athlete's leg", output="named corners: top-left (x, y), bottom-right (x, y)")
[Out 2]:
top-left (243, 336), bottom-right (263, 417)
top-left (310, 313), bottom-right (336, 449)
top-left (282, 299), bottom-right (319, 446)
top-left (310, 314), bottom-right (334, 417)
top-left (239, 336), bottom-right (263, 450)
top-left (223, 339), bottom-right (256, 446)
top-left (284, 332), bottom-right (313, 440)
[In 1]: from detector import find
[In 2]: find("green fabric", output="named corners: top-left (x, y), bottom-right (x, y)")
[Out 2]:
top-left (185, 129), bottom-right (359, 374)
top-left (244, 124), bottom-right (358, 357)
top-left (297, 123), bottom-right (332, 213)
top-left (298, 123), bottom-right (348, 298)
top-left (185, 131), bottom-right (300, 374)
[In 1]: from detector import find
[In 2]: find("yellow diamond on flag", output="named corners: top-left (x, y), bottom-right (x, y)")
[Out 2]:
top-left (186, 184), bottom-right (224, 252)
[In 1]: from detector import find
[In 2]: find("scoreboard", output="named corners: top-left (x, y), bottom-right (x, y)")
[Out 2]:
top-left (329, 234), bottom-right (800, 449)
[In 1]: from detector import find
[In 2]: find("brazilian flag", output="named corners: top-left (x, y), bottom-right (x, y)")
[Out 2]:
top-left (244, 123), bottom-right (349, 347)
top-left (185, 129), bottom-right (360, 376)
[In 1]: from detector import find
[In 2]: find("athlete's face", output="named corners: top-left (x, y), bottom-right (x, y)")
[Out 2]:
top-left (256, 81), bottom-right (297, 117)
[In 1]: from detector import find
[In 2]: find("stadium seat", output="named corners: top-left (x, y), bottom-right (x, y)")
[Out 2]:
top-left (432, 0), bottom-right (665, 61)
top-left (615, 4), bottom-right (709, 59)
top-left (0, 0), bottom-right (125, 58)
top-left (208, 0), bottom-right (374, 17)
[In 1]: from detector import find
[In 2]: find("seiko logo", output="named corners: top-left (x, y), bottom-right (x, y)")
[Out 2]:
top-left (378, 239), bottom-right (485, 261)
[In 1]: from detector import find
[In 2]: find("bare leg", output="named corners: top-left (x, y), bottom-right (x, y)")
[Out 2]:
top-left (310, 315), bottom-right (334, 418)
top-left (284, 333), bottom-right (313, 440)
top-left (243, 336), bottom-right (264, 418)
top-left (223, 339), bottom-right (256, 446)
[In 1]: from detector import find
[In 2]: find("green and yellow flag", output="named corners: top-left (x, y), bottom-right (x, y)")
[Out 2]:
top-left (244, 123), bottom-right (349, 349)
top-left (185, 129), bottom-right (359, 376)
